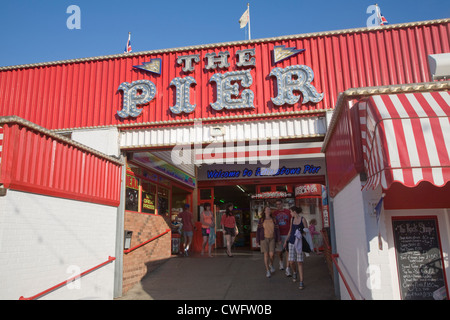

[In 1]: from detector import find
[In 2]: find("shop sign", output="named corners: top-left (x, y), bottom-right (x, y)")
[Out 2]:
top-left (126, 174), bottom-right (139, 190)
top-left (392, 217), bottom-right (448, 300)
top-left (203, 164), bottom-right (322, 180)
top-left (116, 47), bottom-right (324, 118)
top-left (321, 185), bottom-right (330, 228)
top-left (294, 184), bottom-right (322, 197)
top-left (251, 191), bottom-right (293, 199)
top-left (141, 192), bottom-right (155, 214)
top-left (133, 152), bottom-right (196, 187)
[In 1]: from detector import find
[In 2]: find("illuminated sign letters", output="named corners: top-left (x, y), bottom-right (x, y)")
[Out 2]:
top-left (206, 165), bottom-right (321, 180)
top-left (236, 49), bottom-right (256, 67)
top-left (270, 65), bottom-right (324, 106)
top-left (169, 76), bottom-right (197, 114)
top-left (117, 80), bottom-right (156, 118)
top-left (210, 70), bottom-right (255, 110)
top-left (117, 47), bottom-right (323, 118)
top-left (205, 51), bottom-right (230, 70)
top-left (177, 54), bottom-right (200, 73)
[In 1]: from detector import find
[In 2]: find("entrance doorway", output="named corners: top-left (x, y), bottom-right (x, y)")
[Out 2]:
top-left (198, 181), bottom-right (329, 253)
top-left (213, 185), bottom-right (255, 248)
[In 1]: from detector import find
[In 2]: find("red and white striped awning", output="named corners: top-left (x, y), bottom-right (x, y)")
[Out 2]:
top-left (360, 91), bottom-right (450, 190)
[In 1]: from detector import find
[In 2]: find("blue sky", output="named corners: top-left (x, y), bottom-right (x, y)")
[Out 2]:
top-left (1, 0), bottom-right (449, 67)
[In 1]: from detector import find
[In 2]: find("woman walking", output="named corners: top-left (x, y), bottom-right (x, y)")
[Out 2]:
top-left (221, 203), bottom-right (237, 257)
top-left (284, 206), bottom-right (308, 289)
top-left (256, 206), bottom-right (281, 278)
top-left (200, 203), bottom-right (215, 257)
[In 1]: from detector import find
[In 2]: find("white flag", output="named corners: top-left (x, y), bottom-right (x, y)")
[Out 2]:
top-left (239, 8), bottom-right (249, 29)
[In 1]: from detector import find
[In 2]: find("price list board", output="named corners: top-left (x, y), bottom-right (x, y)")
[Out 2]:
top-left (392, 216), bottom-right (448, 300)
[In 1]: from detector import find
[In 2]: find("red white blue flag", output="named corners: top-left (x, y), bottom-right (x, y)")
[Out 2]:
top-left (124, 32), bottom-right (132, 53)
top-left (379, 13), bottom-right (388, 25)
top-left (376, 6), bottom-right (388, 25)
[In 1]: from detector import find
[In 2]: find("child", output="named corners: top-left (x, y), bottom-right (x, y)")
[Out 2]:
top-left (309, 219), bottom-right (321, 254)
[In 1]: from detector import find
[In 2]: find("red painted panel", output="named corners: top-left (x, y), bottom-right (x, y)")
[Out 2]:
top-left (324, 102), bottom-right (361, 198)
top-left (0, 21), bottom-right (448, 131)
top-left (0, 118), bottom-right (122, 206)
top-left (384, 181), bottom-right (450, 210)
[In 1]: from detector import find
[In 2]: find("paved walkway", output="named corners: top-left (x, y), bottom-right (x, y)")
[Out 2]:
top-left (117, 248), bottom-right (336, 300)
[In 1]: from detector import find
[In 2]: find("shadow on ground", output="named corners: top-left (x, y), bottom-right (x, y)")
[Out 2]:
top-left (116, 248), bottom-right (336, 300)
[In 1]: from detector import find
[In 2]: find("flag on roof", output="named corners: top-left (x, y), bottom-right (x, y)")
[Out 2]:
top-left (376, 5), bottom-right (388, 26)
top-left (239, 7), bottom-right (250, 28)
top-left (124, 32), bottom-right (132, 53)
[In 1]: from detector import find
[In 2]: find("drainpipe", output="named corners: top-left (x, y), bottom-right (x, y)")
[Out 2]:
top-left (324, 175), bottom-right (341, 300)
top-left (328, 193), bottom-right (340, 299)
top-left (113, 153), bottom-right (127, 298)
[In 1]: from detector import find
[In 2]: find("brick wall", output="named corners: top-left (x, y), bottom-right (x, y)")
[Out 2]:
top-left (122, 211), bottom-right (171, 294)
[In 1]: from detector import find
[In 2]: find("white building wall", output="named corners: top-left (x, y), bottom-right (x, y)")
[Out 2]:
top-left (332, 175), bottom-right (370, 299)
top-left (71, 127), bottom-right (120, 157)
top-left (362, 186), bottom-right (395, 300)
top-left (0, 190), bottom-right (117, 300)
top-left (333, 177), bottom-right (450, 300)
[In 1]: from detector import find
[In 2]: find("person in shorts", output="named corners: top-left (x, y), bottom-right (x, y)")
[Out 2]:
top-left (273, 199), bottom-right (291, 273)
top-left (178, 203), bottom-right (195, 256)
top-left (256, 206), bottom-right (280, 278)
top-left (221, 203), bottom-right (237, 257)
top-left (284, 206), bottom-right (308, 289)
top-left (200, 203), bottom-right (215, 257)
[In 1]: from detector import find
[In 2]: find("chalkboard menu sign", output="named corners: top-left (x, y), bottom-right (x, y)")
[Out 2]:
top-left (392, 216), bottom-right (448, 300)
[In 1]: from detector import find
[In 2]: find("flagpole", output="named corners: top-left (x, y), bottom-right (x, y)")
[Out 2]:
top-left (375, 3), bottom-right (381, 26)
top-left (247, 3), bottom-right (251, 40)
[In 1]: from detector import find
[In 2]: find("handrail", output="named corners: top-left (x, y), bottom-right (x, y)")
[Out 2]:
top-left (124, 229), bottom-right (171, 254)
top-left (320, 230), bottom-right (359, 300)
top-left (331, 254), bottom-right (357, 300)
top-left (19, 256), bottom-right (116, 300)
top-left (321, 229), bottom-right (331, 252)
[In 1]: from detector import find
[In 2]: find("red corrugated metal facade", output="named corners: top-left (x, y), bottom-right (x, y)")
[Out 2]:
top-left (1, 19), bottom-right (448, 131)
top-left (322, 98), bottom-right (363, 197)
top-left (0, 117), bottom-right (122, 206)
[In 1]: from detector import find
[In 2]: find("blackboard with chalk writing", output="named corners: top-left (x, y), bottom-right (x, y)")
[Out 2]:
top-left (392, 217), bottom-right (448, 300)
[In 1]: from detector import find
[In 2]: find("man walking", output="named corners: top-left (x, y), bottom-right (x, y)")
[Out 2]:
top-left (273, 199), bottom-right (291, 274)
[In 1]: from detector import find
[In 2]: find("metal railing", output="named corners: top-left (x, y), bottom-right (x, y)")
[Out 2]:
top-left (321, 230), bottom-right (360, 300)
top-left (331, 253), bottom-right (357, 300)
top-left (19, 256), bottom-right (116, 300)
top-left (124, 229), bottom-right (171, 254)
